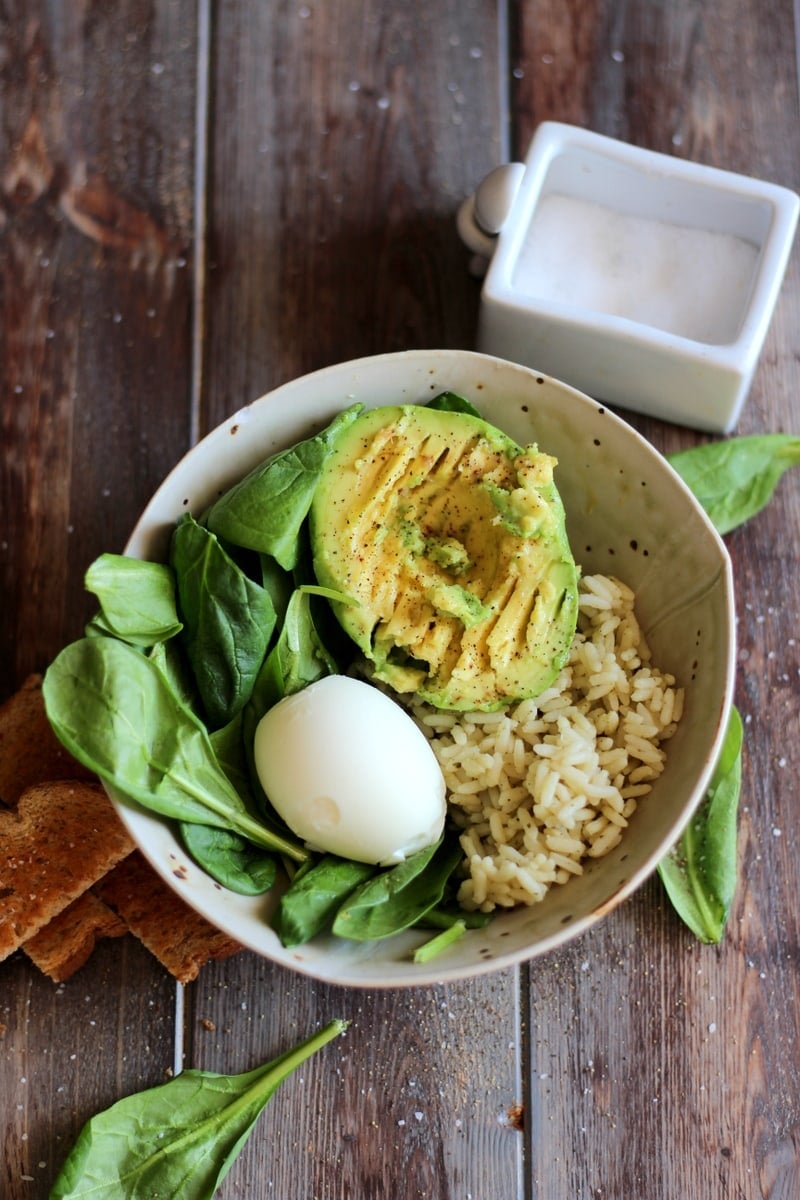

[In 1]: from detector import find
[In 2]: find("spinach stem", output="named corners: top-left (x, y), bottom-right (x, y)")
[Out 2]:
top-left (169, 767), bottom-right (308, 861)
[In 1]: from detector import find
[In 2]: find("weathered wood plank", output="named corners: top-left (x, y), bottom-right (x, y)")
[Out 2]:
top-left (189, 3), bottom-right (523, 1198)
top-left (512, 1), bottom-right (800, 1196)
top-left (0, 2), bottom-right (196, 1195)
top-left (199, 0), bottom-right (504, 428)
top-left (188, 967), bottom-right (524, 1199)
top-left (0, 0), bottom-right (197, 681)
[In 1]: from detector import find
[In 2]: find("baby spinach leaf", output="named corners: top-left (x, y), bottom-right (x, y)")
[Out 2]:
top-left (657, 706), bottom-right (743, 943)
top-left (148, 638), bottom-right (201, 713)
top-left (276, 855), bottom-right (376, 947)
top-left (171, 514), bottom-right (277, 729)
top-left (246, 586), bottom-right (339, 719)
top-left (416, 904), bottom-right (492, 931)
top-left (260, 552), bottom-right (294, 625)
top-left (42, 636), bottom-right (307, 862)
top-left (209, 710), bottom-right (254, 804)
top-left (332, 839), bottom-right (462, 942)
top-left (49, 1018), bottom-right (348, 1200)
top-left (179, 823), bottom-right (277, 895)
top-left (426, 390), bottom-right (483, 419)
top-left (205, 404), bottom-right (363, 570)
top-left (84, 553), bottom-right (183, 646)
top-left (667, 434), bottom-right (800, 535)
top-left (239, 585), bottom-right (342, 813)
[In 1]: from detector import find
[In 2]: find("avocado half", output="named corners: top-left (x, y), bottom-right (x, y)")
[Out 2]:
top-left (310, 404), bottom-right (579, 711)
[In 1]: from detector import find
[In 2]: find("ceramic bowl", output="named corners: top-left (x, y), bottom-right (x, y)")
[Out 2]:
top-left (120, 349), bottom-right (735, 986)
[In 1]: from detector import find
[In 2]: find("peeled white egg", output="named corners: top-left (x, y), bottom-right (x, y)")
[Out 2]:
top-left (253, 675), bottom-right (446, 866)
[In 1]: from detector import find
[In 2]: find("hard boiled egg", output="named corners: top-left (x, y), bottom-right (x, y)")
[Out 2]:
top-left (253, 675), bottom-right (446, 865)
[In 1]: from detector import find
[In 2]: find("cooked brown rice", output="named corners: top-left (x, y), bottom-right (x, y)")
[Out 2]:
top-left (408, 574), bottom-right (684, 912)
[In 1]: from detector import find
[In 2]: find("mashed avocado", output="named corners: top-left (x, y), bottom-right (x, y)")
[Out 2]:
top-left (310, 404), bottom-right (579, 711)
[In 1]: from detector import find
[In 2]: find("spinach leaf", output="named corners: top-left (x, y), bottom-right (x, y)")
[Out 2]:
top-left (148, 638), bottom-right (201, 713)
top-left (413, 918), bottom-right (468, 964)
top-left (260, 553), bottom-right (294, 626)
top-left (276, 855), bottom-right (376, 947)
top-left (245, 586), bottom-right (339, 720)
top-left (179, 823), bottom-right (277, 895)
top-left (416, 905), bottom-right (492, 931)
top-left (49, 1018), bottom-right (348, 1200)
top-left (332, 839), bottom-right (462, 942)
top-left (205, 404), bottom-right (363, 570)
top-left (426, 390), bottom-right (483, 419)
top-left (667, 434), bottom-right (800, 535)
top-left (240, 585), bottom-right (343, 818)
top-left (209, 710), bottom-right (253, 804)
top-left (171, 514), bottom-right (277, 728)
top-left (657, 706), bottom-right (743, 943)
top-left (42, 636), bottom-right (307, 862)
top-left (84, 553), bottom-right (183, 646)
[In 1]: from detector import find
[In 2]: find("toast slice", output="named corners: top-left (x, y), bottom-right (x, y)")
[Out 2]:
top-left (0, 779), bottom-right (135, 960)
top-left (23, 891), bottom-right (129, 982)
top-left (94, 851), bottom-right (242, 984)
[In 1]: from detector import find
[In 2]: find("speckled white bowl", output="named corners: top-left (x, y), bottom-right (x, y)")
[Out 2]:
top-left (119, 350), bottom-right (735, 986)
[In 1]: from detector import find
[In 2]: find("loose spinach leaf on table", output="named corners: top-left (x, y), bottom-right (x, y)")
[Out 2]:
top-left (205, 403), bottom-right (363, 570)
top-left (657, 706), bottom-right (743, 943)
top-left (84, 552), bottom-right (183, 646)
top-left (332, 839), bottom-right (463, 942)
top-left (170, 513), bottom-right (277, 728)
top-left (668, 433), bottom-right (800, 534)
top-left (42, 636), bottom-right (306, 861)
top-left (179, 822), bottom-right (278, 895)
top-left (49, 1018), bottom-right (348, 1200)
top-left (656, 432), bottom-right (800, 943)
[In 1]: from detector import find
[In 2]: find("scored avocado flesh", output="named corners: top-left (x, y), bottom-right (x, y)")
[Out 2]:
top-left (310, 404), bottom-right (579, 711)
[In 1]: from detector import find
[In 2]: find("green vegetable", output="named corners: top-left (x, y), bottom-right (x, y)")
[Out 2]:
top-left (205, 404), bottom-right (363, 570)
top-left (42, 636), bottom-right (307, 862)
top-left (276, 855), bottom-right (376, 947)
top-left (247, 586), bottom-right (339, 713)
top-left (658, 432), bottom-right (800, 943)
top-left (179, 823), bottom-right (277, 895)
top-left (426, 390), bottom-right (483, 418)
top-left (657, 706), bottom-right (743, 943)
top-left (49, 1018), bottom-right (348, 1199)
top-left (332, 839), bottom-right (462, 942)
top-left (147, 638), bottom-right (201, 711)
top-left (413, 918), bottom-right (468, 963)
top-left (84, 553), bottom-right (183, 646)
top-left (209, 711), bottom-right (254, 803)
top-left (668, 433), bottom-right (800, 535)
top-left (170, 514), bottom-right (277, 728)
top-left (416, 905), bottom-right (492, 930)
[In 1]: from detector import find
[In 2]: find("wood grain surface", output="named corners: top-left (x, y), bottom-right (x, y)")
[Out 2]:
top-left (2, 2), bottom-right (799, 1198)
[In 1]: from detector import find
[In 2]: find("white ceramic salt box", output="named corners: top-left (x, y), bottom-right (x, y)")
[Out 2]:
top-left (457, 122), bottom-right (799, 433)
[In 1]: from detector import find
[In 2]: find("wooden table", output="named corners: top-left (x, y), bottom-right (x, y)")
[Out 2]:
top-left (2, 3), bottom-right (799, 1197)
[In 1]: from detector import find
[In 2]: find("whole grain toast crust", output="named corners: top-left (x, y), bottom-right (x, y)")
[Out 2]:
top-left (0, 677), bottom-right (243, 983)
top-left (0, 676), bottom-right (94, 809)
top-left (23, 891), bottom-right (128, 982)
top-left (94, 851), bottom-right (242, 984)
top-left (0, 779), bottom-right (136, 961)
